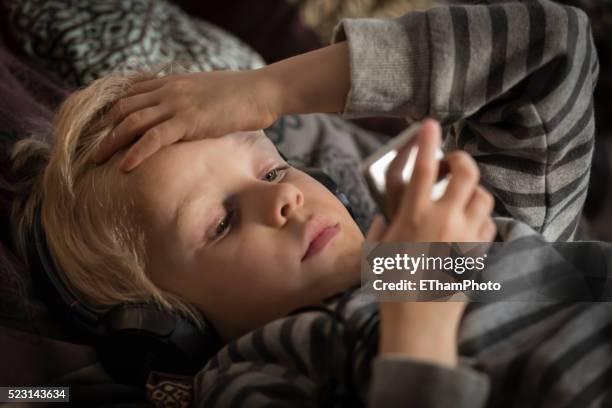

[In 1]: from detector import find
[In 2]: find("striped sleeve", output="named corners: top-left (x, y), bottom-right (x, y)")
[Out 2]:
top-left (332, 0), bottom-right (599, 241)
top-left (192, 319), bottom-right (321, 408)
top-left (192, 294), bottom-right (490, 407)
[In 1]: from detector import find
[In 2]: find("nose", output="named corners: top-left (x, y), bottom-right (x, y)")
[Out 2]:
top-left (259, 183), bottom-right (304, 227)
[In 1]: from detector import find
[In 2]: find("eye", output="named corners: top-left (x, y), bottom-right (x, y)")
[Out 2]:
top-left (210, 210), bottom-right (234, 240)
top-left (263, 165), bottom-right (290, 182)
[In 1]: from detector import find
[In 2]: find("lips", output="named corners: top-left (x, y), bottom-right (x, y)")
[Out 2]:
top-left (301, 214), bottom-right (340, 262)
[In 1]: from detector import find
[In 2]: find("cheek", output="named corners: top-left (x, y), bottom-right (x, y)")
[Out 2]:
top-left (203, 229), bottom-right (297, 296)
top-left (233, 241), bottom-right (277, 279)
top-left (231, 230), bottom-right (297, 286)
top-left (200, 232), bottom-right (304, 337)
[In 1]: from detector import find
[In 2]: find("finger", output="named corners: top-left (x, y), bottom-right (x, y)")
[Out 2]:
top-left (385, 134), bottom-right (418, 218)
top-left (478, 217), bottom-right (497, 242)
top-left (400, 119), bottom-right (442, 215)
top-left (95, 105), bottom-right (171, 164)
top-left (119, 119), bottom-right (185, 172)
top-left (439, 151), bottom-right (479, 208)
top-left (107, 89), bottom-right (162, 124)
top-left (465, 186), bottom-right (495, 220)
top-left (366, 214), bottom-right (388, 241)
top-left (124, 77), bottom-right (166, 98)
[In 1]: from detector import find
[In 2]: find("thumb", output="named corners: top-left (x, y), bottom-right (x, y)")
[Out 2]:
top-left (366, 214), bottom-right (387, 241)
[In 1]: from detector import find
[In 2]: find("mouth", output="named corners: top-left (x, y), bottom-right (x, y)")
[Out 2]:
top-left (301, 215), bottom-right (341, 262)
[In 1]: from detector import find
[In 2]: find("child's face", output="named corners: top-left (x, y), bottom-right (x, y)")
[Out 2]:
top-left (127, 131), bottom-right (364, 340)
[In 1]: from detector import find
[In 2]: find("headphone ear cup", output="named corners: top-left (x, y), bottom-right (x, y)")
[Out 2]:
top-left (99, 327), bottom-right (173, 386)
top-left (101, 304), bottom-right (222, 386)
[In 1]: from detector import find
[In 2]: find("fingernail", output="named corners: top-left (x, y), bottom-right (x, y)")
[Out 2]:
top-left (425, 118), bottom-right (438, 130)
top-left (119, 157), bottom-right (133, 172)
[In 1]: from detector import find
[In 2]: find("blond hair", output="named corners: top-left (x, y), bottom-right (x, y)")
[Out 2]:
top-left (6, 67), bottom-right (205, 329)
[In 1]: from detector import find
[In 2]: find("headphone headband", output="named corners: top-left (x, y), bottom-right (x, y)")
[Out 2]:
top-left (32, 207), bottom-right (103, 336)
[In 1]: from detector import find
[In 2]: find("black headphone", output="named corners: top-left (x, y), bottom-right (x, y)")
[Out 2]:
top-left (31, 154), bottom-right (355, 386)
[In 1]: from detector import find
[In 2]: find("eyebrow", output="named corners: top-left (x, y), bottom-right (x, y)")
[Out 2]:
top-left (238, 132), bottom-right (268, 150)
top-left (240, 132), bottom-right (259, 147)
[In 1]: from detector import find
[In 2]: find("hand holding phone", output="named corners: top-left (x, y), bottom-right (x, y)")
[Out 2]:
top-left (362, 119), bottom-right (497, 244)
top-left (364, 120), bottom-right (497, 370)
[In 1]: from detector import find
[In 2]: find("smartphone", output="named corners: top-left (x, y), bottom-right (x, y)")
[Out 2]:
top-left (359, 122), bottom-right (448, 222)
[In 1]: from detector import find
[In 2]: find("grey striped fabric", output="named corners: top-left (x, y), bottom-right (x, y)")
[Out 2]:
top-left (193, 1), bottom-right (605, 406)
top-left (335, 0), bottom-right (599, 241)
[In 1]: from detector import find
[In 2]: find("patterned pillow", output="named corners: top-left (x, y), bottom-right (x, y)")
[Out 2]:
top-left (3, 0), bottom-right (265, 86)
top-left (2, 0), bottom-right (384, 234)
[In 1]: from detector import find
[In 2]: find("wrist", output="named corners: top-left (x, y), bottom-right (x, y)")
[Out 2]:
top-left (250, 68), bottom-right (283, 127)
top-left (256, 62), bottom-right (299, 117)
top-left (378, 302), bottom-right (464, 367)
top-left (379, 323), bottom-right (459, 367)
top-left (257, 42), bottom-right (351, 117)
